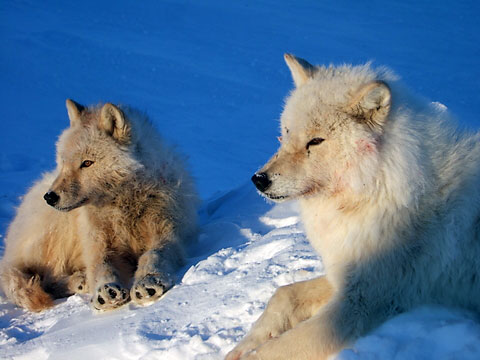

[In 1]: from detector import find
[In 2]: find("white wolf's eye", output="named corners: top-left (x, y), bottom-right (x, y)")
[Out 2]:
top-left (80, 160), bottom-right (94, 168)
top-left (306, 138), bottom-right (324, 150)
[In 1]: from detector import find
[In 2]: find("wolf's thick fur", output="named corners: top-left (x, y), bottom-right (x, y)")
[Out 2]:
top-left (0, 100), bottom-right (198, 312)
top-left (226, 55), bottom-right (480, 359)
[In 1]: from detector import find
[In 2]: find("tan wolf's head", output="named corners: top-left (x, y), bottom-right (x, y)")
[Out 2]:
top-left (43, 100), bottom-right (141, 211)
top-left (252, 54), bottom-right (392, 202)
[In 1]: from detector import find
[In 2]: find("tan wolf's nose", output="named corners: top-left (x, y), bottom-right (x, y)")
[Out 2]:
top-left (251, 173), bottom-right (271, 192)
top-left (44, 191), bottom-right (59, 207)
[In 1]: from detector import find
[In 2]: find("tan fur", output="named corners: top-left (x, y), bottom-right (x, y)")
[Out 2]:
top-left (227, 55), bottom-right (480, 359)
top-left (2, 269), bottom-right (54, 312)
top-left (1, 100), bottom-right (198, 312)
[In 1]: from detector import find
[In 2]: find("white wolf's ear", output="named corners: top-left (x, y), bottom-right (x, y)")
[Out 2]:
top-left (66, 99), bottom-right (85, 127)
top-left (284, 53), bottom-right (316, 87)
top-left (347, 81), bottom-right (391, 130)
top-left (99, 103), bottom-right (130, 143)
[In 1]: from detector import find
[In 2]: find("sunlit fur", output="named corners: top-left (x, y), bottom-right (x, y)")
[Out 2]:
top-left (227, 54), bottom-right (480, 360)
top-left (0, 101), bottom-right (198, 312)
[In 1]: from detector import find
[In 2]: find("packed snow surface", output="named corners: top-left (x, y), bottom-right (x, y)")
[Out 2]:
top-left (1, 0), bottom-right (480, 359)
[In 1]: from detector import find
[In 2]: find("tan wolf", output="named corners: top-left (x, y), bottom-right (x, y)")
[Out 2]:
top-left (226, 54), bottom-right (480, 359)
top-left (0, 100), bottom-right (198, 312)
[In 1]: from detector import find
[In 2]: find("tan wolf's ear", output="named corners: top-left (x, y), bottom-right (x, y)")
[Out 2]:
top-left (99, 103), bottom-right (130, 143)
top-left (66, 99), bottom-right (85, 127)
top-left (284, 53), bottom-right (316, 87)
top-left (347, 81), bottom-right (391, 130)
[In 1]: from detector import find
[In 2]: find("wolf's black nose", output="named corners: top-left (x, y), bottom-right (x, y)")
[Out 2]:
top-left (251, 172), bottom-right (271, 192)
top-left (44, 191), bottom-right (59, 206)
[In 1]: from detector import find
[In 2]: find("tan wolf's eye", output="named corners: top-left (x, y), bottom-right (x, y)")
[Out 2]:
top-left (80, 160), bottom-right (94, 168)
top-left (306, 138), bottom-right (324, 150)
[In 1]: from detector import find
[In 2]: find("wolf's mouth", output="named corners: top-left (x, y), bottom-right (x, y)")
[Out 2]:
top-left (267, 194), bottom-right (288, 200)
top-left (260, 191), bottom-right (290, 202)
top-left (55, 197), bottom-right (89, 212)
top-left (262, 186), bottom-right (317, 202)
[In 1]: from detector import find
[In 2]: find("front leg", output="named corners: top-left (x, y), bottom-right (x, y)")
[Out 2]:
top-left (239, 284), bottom-right (395, 360)
top-left (131, 236), bottom-right (183, 306)
top-left (239, 308), bottom-right (338, 360)
top-left (87, 256), bottom-right (130, 311)
top-left (79, 215), bottom-right (130, 311)
top-left (226, 276), bottom-right (333, 360)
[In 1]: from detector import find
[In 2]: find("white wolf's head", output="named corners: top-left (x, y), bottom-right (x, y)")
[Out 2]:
top-left (43, 100), bottom-right (141, 211)
top-left (252, 55), bottom-right (393, 202)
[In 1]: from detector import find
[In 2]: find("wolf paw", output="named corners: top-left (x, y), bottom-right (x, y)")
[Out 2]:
top-left (131, 273), bottom-right (171, 306)
top-left (67, 271), bottom-right (88, 294)
top-left (226, 348), bottom-right (251, 360)
top-left (225, 349), bottom-right (243, 360)
top-left (239, 351), bottom-right (259, 360)
top-left (226, 349), bottom-right (259, 360)
top-left (91, 283), bottom-right (130, 311)
top-left (226, 338), bottom-right (263, 360)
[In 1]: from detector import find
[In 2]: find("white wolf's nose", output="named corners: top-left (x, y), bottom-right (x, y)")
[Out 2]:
top-left (251, 173), bottom-right (272, 193)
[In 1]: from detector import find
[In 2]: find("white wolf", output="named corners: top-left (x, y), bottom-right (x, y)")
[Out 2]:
top-left (0, 100), bottom-right (198, 312)
top-left (226, 54), bottom-right (480, 359)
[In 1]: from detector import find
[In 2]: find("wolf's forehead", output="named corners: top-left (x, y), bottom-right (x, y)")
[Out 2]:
top-left (282, 93), bottom-right (340, 134)
top-left (58, 127), bottom-right (97, 157)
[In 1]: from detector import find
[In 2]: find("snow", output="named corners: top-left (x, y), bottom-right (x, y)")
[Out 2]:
top-left (1, 0), bottom-right (480, 359)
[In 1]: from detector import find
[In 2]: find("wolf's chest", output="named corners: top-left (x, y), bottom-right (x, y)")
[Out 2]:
top-left (91, 208), bottom-right (151, 252)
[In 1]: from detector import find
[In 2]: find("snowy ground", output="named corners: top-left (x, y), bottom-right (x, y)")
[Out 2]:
top-left (1, 0), bottom-right (480, 359)
top-left (1, 185), bottom-right (480, 360)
